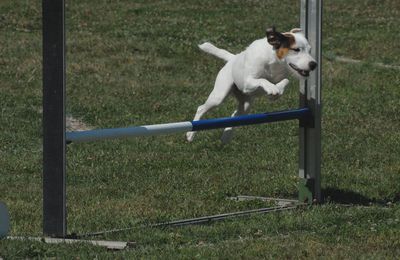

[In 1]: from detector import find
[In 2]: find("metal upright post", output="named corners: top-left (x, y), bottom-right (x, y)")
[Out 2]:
top-left (299, 0), bottom-right (322, 203)
top-left (43, 0), bottom-right (67, 237)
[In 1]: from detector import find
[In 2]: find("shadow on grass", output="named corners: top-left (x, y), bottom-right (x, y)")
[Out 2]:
top-left (322, 187), bottom-right (399, 206)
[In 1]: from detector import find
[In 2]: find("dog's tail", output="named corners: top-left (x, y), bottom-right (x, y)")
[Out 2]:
top-left (198, 42), bottom-right (235, 62)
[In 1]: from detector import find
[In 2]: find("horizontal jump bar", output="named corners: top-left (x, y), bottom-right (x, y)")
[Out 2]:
top-left (66, 108), bottom-right (310, 143)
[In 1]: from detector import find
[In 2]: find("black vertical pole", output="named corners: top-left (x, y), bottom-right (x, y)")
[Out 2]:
top-left (43, 0), bottom-right (67, 237)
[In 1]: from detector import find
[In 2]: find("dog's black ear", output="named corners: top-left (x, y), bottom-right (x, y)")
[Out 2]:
top-left (266, 26), bottom-right (289, 49)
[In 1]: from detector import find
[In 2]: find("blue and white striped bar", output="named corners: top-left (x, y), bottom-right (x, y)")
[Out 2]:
top-left (66, 108), bottom-right (310, 143)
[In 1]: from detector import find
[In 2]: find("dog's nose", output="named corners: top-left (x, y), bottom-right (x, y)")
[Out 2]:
top-left (309, 61), bottom-right (317, 71)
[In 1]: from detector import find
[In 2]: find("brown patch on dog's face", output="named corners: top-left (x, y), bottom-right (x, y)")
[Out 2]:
top-left (266, 27), bottom-right (296, 59)
top-left (276, 33), bottom-right (296, 59)
top-left (276, 48), bottom-right (289, 59)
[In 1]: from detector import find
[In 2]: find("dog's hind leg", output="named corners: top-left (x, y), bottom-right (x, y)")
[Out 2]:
top-left (186, 63), bottom-right (234, 142)
top-left (220, 93), bottom-right (252, 144)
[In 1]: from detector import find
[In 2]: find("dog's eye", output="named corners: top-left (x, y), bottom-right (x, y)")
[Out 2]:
top-left (292, 48), bottom-right (301, 52)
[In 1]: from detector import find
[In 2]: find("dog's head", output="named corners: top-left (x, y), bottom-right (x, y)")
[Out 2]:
top-left (266, 26), bottom-right (317, 79)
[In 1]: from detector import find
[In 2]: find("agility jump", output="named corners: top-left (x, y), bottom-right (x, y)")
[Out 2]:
top-left (42, 0), bottom-right (322, 238)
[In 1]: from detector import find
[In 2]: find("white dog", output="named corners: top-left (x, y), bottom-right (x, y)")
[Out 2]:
top-left (186, 27), bottom-right (317, 144)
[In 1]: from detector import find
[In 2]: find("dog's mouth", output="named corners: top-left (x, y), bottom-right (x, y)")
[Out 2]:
top-left (289, 63), bottom-right (310, 77)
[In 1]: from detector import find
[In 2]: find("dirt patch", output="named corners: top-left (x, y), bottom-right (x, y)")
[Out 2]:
top-left (66, 115), bottom-right (93, 131)
top-left (333, 56), bottom-right (400, 70)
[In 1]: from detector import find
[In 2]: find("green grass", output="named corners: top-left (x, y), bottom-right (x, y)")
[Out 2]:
top-left (1, 0), bottom-right (400, 258)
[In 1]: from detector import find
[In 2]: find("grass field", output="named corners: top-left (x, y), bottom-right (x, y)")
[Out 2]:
top-left (1, 0), bottom-right (400, 258)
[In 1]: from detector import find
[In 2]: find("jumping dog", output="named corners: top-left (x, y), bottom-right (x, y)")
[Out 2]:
top-left (186, 27), bottom-right (317, 144)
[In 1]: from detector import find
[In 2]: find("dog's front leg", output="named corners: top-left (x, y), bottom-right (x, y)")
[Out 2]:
top-left (269, 78), bottom-right (290, 100)
top-left (275, 78), bottom-right (290, 95)
top-left (243, 78), bottom-right (289, 96)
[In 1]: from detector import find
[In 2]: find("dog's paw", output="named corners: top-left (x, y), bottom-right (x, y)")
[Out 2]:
top-left (220, 128), bottom-right (234, 144)
top-left (264, 85), bottom-right (280, 95)
top-left (186, 131), bottom-right (195, 142)
top-left (276, 79), bottom-right (290, 94)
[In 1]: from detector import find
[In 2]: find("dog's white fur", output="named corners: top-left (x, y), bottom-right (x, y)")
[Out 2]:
top-left (186, 28), bottom-right (316, 144)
